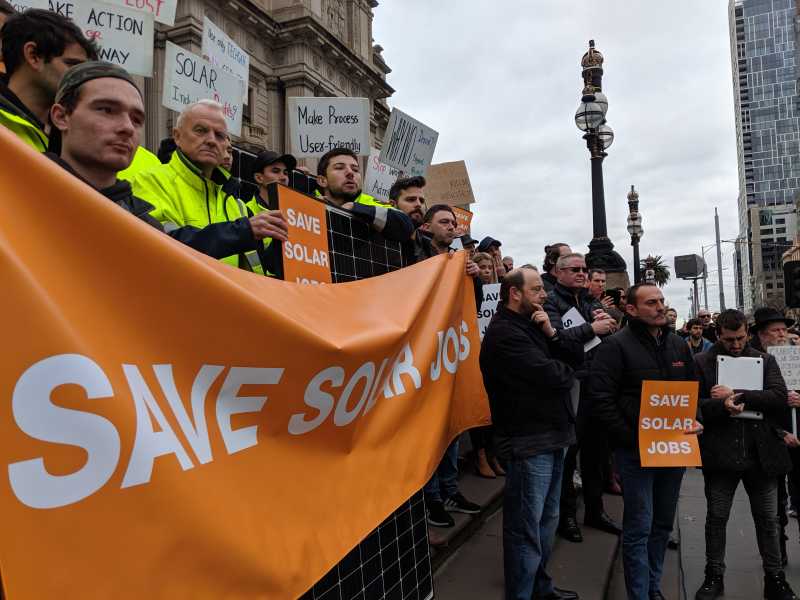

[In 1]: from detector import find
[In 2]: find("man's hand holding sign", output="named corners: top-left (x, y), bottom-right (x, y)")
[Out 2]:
top-left (639, 380), bottom-right (703, 467)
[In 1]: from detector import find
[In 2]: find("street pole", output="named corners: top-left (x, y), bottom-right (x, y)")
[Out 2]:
top-left (632, 239), bottom-right (641, 284)
top-left (715, 207), bottom-right (726, 310)
top-left (693, 279), bottom-right (700, 317)
top-left (703, 266), bottom-right (709, 310)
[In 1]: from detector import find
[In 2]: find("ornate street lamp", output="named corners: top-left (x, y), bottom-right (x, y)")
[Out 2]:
top-left (575, 40), bottom-right (626, 277)
top-left (626, 185), bottom-right (643, 283)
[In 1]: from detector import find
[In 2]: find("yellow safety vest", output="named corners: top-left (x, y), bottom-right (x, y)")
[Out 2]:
top-left (0, 106), bottom-right (48, 153)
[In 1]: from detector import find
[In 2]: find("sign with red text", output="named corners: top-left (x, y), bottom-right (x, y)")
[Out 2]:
top-left (364, 148), bottom-right (402, 202)
top-left (162, 41), bottom-right (243, 136)
top-left (638, 380), bottom-right (702, 467)
top-left (202, 16), bottom-right (249, 103)
top-left (103, 0), bottom-right (177, 25)
top-left (276, 186), bottom-right (332, 285)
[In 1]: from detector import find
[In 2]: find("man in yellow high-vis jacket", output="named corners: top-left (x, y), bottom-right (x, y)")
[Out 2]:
top-left (132, 100), bottom-right (288, 273)
top-left (0, 9), bottom-right (96, 152)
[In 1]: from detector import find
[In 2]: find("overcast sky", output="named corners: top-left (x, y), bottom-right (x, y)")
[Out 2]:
top-left (374, 1), bottom-right (739, 320)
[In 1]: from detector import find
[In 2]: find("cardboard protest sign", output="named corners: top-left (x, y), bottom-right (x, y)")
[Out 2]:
top-left (162, 41), bottom-right (243, 136)
top-left (364, 148), bottom-right (402, 203)
top-left (0, 127), bottom-right (489, 600)
top-left (202, 17), bottom-right (249, 103)
top-left (478, 283), bottom-right (501, 339)
top-left (287, 97), bottom-right (370, 158)
top-left (13, 0), bottom-right (48, 11)
top-left (425, 161), bottom-right (476, 205)
top-left (274, 186), bottom-right (332, 285)
top-left (452, 206), bottom-right (473, 234)
top-left (379, 108), bottom-right (438, 177)
top-left (768, 345), bottom-right (800, 435)
top-left (638, 380), bottom-right (702, 467)
top-left (102, 0), bottom-right (177, 26)
top-left (47, 0), bottom-right (155, 77)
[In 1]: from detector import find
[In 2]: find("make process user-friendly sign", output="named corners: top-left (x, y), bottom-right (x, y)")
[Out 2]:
top-left (162, 41), bottom-right (244, 136)
top-left (379, 108), bottom-right (438, 177)
top-left (638, 380), bottom-right (702, 467)
top-left (287, 97), bottom-right (371, 158)
top-left (202, 17), bottom-right (249, 103)
top-left (48, 0), bottom-right (155, 77)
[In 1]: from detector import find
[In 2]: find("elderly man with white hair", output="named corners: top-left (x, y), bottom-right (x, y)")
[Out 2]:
top-left (132, 99), bottom-right (287, 273)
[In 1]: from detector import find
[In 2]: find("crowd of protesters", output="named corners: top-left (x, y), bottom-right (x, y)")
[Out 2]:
top-left (2, 7), bottom-right (800, 600)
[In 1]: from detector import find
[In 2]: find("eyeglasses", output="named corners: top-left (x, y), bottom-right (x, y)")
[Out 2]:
top-left (564, 266), bottom-right (589, 273)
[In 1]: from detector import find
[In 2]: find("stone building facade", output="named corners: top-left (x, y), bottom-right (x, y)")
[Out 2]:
top-left (139, 0), bottom-right (393, 163)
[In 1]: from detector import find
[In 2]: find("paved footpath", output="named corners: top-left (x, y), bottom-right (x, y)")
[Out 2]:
top-left (679, 468), bottom-right (800, 599)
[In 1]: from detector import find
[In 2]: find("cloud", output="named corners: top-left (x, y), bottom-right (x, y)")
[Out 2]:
top-left (374, 0), bottom-right (740, 318)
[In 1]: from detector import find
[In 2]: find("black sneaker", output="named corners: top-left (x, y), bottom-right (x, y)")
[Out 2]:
top-left (426, 500), bottom-right (455, 528)
top-left (694, 573), bottom-right (723, 600)
top-left (764, 572), bottom-right (798, 600)
top-left (443, 492), bottom-right (480, 514)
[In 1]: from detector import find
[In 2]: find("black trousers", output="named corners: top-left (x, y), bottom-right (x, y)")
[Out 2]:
top-left (704, 468), bottom-right (782, 576)
top-left (778, 447), bottom-right (800, 541)
top-left (560, 390), bottom-right (607, 519)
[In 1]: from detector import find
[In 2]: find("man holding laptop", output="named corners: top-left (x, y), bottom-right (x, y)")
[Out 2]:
top-left (693, 309), bottom-right (796, 600)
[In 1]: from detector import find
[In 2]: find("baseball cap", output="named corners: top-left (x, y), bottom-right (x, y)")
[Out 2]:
top-left (252, 150), bottom-right (297, 178)
top-left (55, 61), bottom-right (141, 105)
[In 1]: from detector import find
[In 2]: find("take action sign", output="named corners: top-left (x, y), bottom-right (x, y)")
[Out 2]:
top-left (275, 186), bottom-right (332, 285)
top-left (162, 41), bottom-right (243, 136)
top-left (638, 380), bottom-right (702, 467)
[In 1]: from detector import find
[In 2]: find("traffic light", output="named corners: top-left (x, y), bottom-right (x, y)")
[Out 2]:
top-left (784, 260), bottom-right (800, 307)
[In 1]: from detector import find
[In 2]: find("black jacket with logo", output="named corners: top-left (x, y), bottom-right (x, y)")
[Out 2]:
top-left (589, 319), bottom-right (698, 450)
top-left (695, 343), bottom-right (791, 476)
top-left (480, 304), bottom-right (583, 438)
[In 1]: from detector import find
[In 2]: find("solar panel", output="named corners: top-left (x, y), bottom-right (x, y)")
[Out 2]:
top-left (255, 173), bottom-right (432, 600)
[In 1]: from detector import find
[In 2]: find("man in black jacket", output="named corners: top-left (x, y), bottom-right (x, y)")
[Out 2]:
top-left (48, 62), bottom-right (287, 269)
top-left (590, 283), bottom-right (700, 600)
top-left (481, 266), bottom-right (582, 600)
top-left (693, 309), bottom-right (796, 600)
top-left (544, 252), bottom-right (619, 542)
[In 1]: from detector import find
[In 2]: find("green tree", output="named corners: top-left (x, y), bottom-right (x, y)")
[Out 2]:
top-left (640, 255), bottom-right (671, 287)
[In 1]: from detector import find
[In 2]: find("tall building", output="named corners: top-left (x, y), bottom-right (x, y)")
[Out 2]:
top-left (749, 204), bottom-right (796, 307)
top-left (140, 0), bottom-right (393, 160)
top-left (728, 0), bottom-right (800, 312)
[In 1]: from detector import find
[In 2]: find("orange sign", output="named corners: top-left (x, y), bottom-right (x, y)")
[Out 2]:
top-left (277, 185), bottom-right (332, 284)
top-left (453, 206), bottom-right (473, 234)
top-left (638, 380), bottom-right (702, 467)
top-left (0, 128), bottom-right (489, 599)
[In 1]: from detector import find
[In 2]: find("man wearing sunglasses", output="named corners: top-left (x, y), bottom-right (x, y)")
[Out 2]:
top-left (544, 253), bottom-right (620, 544)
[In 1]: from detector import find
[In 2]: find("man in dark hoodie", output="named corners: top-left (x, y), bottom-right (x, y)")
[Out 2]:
top-left (692, 309), bottom-right (796, 600)
top-left (0, 9), bottom-right (96, 152)
top-left (47, 61), bottom-right (287, 267)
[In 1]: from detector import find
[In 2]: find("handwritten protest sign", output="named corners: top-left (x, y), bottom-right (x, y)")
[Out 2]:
top-left (13, 0), bottom-right (48, 11)
top-left (47, 0), bottom-right (154, 77)
top-left (638, 380), bottom-right (702, 467)
top-left (102, 0), bottom-right (177, 26)
top-left (768, 345), bottom-right (800, 435)
top-left (452, 206), bottom-right (473, 234)
top-left (477, 283), bottom-right (501, 339)
top-left (202, 17), bottom-right (249, 103)
top-left (162, 41), bottom-right (243, 136)
top-left (287, 97), bottom-right (370, 158)
top-left (275, 186), bottom-right (332, 285)
top-left (364, 148), bottom-right (402, 203)
top-left (425, 161), bottom-right (476, 205)
top-left (379, 108), bottom-right (438, 177)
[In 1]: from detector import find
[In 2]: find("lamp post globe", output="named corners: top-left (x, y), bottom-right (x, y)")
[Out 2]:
top-left (575, 101), bottom-right (604, 132)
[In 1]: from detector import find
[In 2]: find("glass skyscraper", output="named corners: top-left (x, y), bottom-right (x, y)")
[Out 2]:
top-left (729, 0), bottom-right (800, 311)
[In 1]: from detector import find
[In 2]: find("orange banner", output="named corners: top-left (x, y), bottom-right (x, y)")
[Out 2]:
top-left (638, 380), bottom-right (702, 467)
top-left (278, 186), bottom-right (332, 285)
top-left (0, 128), bottom-right (489, 599)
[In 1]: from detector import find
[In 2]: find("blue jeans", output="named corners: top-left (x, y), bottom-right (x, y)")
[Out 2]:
top-left (503, 449), bottom-right (565, 600)
top-left (615, 447), bottom-right (685, 600)
top-left (424, 439), bottom-right (459, 502)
